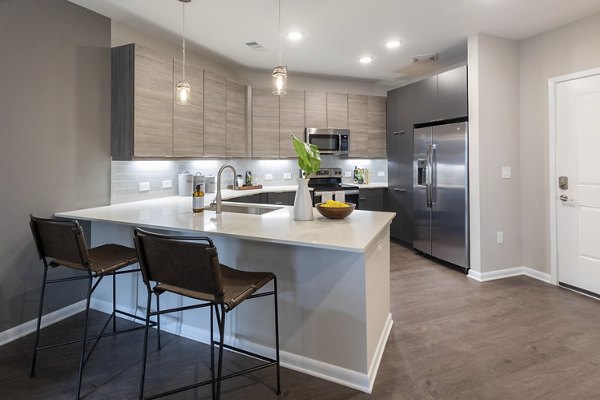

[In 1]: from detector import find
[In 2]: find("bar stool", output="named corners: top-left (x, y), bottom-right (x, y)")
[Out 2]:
top-left (29, 215), bottom-right (147, 399)
top-left (133, 228), bottom-right (281, 400)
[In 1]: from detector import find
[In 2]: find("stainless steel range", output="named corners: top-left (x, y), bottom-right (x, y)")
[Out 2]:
top-left (307, 168), bottom-right (360, 207)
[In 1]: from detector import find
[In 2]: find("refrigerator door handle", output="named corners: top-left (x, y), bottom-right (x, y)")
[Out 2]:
top-left (431, 144), bottom-right (437, 206)
top-left (426, 144), bottom-right (433, 207)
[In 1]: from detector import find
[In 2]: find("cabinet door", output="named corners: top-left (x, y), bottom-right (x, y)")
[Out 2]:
top-left (203, 70), bottom-right (227, 157)
top-left (267, 191), bottom-right (294, 206)
top-left (226, 79), bottom-right (248, 157)
top-left (348, 94), bottom-right (368, 158)
top-left (279, 90), bottom-right (305, 158)
top-left (437, 65), bottom-right (468, 120)
top-left (134, 45), bottom-right (173, 157)
top-left (359, 188), bottom-right (384, 211)
top-left (368, 96), bottom-right (387, 158)
top-left (413, 75), bottom-right (437, 124)
top-left (327, 93), bottom-right (348, 128)
top-left (252, 88), bottom-right (280, 157)
top-left (173, 60), bottom-right (203, 157)
top-left (305, 91), bottom-right (326, 129)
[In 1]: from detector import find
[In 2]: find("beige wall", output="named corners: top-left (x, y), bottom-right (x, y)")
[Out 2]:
top-left (468, 34), bottom-right (521, 273)
top-left (520, 13), bottom-right (600, 273)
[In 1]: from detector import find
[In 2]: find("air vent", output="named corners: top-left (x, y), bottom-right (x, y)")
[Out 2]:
top-left (245, 41), bottom-right (268, 52)
top-left (411, 53), bottom-right (439, 63)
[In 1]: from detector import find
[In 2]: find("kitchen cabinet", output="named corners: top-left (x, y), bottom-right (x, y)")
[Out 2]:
top-left (327, 93), bottom-right (348, 128)
top-left (368, 96), bottom-right (387, 158)
top-left (413, 65), bottom-right (468, 124)
top-left (203, 70), bottom-right (227, 157)
top-left (279, 90), bottom-right (305, 158)
top-left (173, 59), bottom-right (204, 157)
top-left (358, 188), bottom-right (385, 211)
top-left (252, 88), bottom-right (280, 157)
top-left (348, 94), bottom-right (368, 158)
top-left (226, 193), bottom-right (267, 204)
top-left (226, 79), bottom-right (249, 157)
top-left (111, 43), bottom-right (173, 159)
top-left (267, 191), bottom-right (295, 206)
top-left (386, 85), bottom-right (414, 244)
top-left (305, 91), bottom-right (327, 128)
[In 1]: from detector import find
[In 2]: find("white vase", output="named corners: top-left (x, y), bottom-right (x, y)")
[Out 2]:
top-left (293, 178), bottom-right (314, 221)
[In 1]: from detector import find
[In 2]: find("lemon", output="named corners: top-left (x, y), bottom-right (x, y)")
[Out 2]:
top-left (320, 200), bottom-right (350, 208)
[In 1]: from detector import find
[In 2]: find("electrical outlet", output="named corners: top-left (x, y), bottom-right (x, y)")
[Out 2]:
top-left (265, 174), bottom-right (273, 180)
top-left (497, 231), bottom-right (504, 244)
top-left (378, 171), bottom-right (385, 177)
top-left (344, 171), bottom-right (351, 178)
top-left (162, 179), bottom-right (172, 189)
top-left (138, 182), bottom-right (150, 192)
top-left (283, 172), bottom-right (292, 179)
top-left (501, 166), bottom-right (511, 179)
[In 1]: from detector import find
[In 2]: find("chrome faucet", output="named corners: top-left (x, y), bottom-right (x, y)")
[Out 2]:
top-left (212, 164), bottom-right (237, 214)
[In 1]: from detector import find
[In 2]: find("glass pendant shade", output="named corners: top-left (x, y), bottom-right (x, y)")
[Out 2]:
top-left (272, 65), bottom-right (287, 95)
top-left (176, 81), bottom-right (191, 105)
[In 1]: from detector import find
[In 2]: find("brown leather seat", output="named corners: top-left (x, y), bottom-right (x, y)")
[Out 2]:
top-left (29, 215), bottom-right (142, 400)
top-left (134, 228), bottom-right (281, 400)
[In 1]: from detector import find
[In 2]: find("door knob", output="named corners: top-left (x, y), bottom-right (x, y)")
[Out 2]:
top-left (559, 195), bottom-right (568, 202)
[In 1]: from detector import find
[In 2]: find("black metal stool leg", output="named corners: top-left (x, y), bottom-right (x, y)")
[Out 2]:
top-left (155, 292), bottom-right (161, 350)
top-left (210, 304), bottom-right (215, 400)
top-left (75, 276), bottom-right (93, 400)
top-left (139, 290), bottom-right (152, 400)
top-left (112, 272), bottom-right (117, 333)
top-left (30, 264), bottom-right (49, 378)
top-left (215, 305), bottom-right (226, 400)
top-left (273, 277), bottom-right (281, 395)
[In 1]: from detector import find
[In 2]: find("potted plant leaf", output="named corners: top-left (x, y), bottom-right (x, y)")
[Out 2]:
top-left (291, 134), bottom-right (321, 220)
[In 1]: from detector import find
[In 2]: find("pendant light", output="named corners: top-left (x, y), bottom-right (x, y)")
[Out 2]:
top-left (272, 0), bottom-right (287, 95)
top-left (176, 0), bottom-right (191, 105)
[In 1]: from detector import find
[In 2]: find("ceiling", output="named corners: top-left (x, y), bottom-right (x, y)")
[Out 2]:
top-left (69, 0), bottom-right (600, 86)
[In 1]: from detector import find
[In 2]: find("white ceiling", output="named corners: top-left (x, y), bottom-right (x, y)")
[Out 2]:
top-left (70, 0), bottom-right (600, 85)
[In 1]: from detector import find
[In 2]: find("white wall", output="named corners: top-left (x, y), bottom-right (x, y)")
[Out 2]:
top-left (468, 34), bottom-right (521, 273)
top-left (519, 13), bottom-right (600, 274)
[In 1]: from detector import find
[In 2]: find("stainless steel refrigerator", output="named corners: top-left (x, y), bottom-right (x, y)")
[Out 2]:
top-left (413, 122), bottom-right (469, 269)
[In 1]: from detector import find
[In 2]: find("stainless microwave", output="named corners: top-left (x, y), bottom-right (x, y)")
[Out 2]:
top-left (305, 128), bottom-right (350, 155)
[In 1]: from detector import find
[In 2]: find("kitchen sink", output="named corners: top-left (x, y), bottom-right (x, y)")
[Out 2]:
top-left (207, 203), bottom-right (282, 215)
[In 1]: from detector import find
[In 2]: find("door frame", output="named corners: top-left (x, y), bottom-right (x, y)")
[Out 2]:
top-left (548, 66), bottom-right (600, 286)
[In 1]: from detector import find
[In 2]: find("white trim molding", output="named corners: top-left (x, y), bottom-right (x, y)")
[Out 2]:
top-left (0, 300), bottom-right (86, 347)
top-left (468, 267), bottom-right (552, 283)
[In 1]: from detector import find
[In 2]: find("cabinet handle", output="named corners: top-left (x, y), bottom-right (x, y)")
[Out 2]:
top-left (359, 197), bottom-right (367, 200)
top-left (393, 188), bottom-right (406, 192)
top-left (393, 131), bottom-right (405, 135)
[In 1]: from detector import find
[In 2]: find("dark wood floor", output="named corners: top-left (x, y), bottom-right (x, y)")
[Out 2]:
top-left (3, 243), bottom-right (600, 399)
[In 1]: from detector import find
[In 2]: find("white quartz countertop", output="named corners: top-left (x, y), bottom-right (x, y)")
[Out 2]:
top-left (356, 183), bottom-right (388, 189)
top-left (55, 196), bottom-right (395, 253)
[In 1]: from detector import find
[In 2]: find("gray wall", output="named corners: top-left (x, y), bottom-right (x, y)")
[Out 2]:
top-left (0, 0), bottom-right (111, 333)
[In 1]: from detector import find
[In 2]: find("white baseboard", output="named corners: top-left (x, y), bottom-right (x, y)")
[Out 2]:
top-left (90, 298), bottom-right (389, 393)
top-left (468, 266), bottom-right (552, 284)
top-left (0, 300), bottom-right (87, 347)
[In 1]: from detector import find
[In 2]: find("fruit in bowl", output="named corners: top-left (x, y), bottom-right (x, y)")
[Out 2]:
top-left (316, 200), bottom-right (356, 219)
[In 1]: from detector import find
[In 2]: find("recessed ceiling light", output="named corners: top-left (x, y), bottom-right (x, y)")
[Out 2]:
top-left (359, 56), bottom-right (374, 64)
top-left (385, 40), bottom-right (402, 49)
top-left (287, 31), bottom-right (303, 41)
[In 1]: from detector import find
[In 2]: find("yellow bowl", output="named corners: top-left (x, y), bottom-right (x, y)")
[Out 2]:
top-left (315, 202), bottom-right (356, 219)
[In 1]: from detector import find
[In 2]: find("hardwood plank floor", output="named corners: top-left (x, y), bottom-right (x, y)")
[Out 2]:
top-left (2, 243), bottom-right (600, 399)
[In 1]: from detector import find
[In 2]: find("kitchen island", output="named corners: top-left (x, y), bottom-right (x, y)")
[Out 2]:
top-left (56, 196), bottom-right (395, 393)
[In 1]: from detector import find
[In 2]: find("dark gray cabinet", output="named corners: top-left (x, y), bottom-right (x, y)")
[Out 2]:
top-left (359, 188), bottom-right (385, 211)
top-left (267, 191), bottom-right (295, 206)
top-left (413, 65), bottom-right (467, 124)
top-left (386, 85), bottom-right (414, 244)
top-left (226, 193), bottom-right (266, 204)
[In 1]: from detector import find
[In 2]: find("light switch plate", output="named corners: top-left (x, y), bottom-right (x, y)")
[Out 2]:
top-left (265, 174), bottom-right (273, 180)
top-left (501, 166), bottom-right (511, 179)
top-left (497, 231), bottom-right (504, 244)
top-left (283, 172), bottom-right (292, 179)
top-left (162, 179), bottom-right (172, 189)
top-left (344, 171), bottom-right (351, 178)
top-left (378, 171), bottom-right (385, 177)
top-left (138, 182), bottom-right (150, 192)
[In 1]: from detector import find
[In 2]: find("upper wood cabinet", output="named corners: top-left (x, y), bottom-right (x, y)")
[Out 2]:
top-left (305, 91), bottom-right (327, 128)
top-left (226, 79), bottom-right (248, 157)
top-left (252, 88), bottom-right (280, 158)
top-left (327, 93), bottom-right (348, 129)
top-left (368, 96), bottom-right (387, 158)
top-left (111, 44), bottom-right (174, 159)
top-left (348, 94), bottom-right (368, 158)
top-left (279, 90), bottom-right (305, 158)
top-left (173, 59), bottom-right (203, 157)
top-left (203, 70), bottom-right (227, 157)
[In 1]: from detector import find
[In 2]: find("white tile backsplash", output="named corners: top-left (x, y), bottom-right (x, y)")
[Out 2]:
top-left (111, 157), bottom-right (387, 204)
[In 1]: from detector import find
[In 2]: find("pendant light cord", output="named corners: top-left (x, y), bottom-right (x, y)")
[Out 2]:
top-left (182, 1), bottom-right (186, 81)
top-left (278, 0), bottom-right (281, 66)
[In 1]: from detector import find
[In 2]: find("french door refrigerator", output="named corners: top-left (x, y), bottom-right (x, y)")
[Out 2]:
top-left (413, 121), bottom-right (469, 269)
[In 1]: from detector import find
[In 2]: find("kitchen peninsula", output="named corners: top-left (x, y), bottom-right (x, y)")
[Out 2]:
top-left (56, 195), bottom-right (395, 393)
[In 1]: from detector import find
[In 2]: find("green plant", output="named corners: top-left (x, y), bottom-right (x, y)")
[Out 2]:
top-left (291, 134), bottom-right (321, 178)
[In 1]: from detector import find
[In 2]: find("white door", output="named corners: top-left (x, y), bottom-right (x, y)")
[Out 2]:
top-left (556, 72), bottom-right (600, 294)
